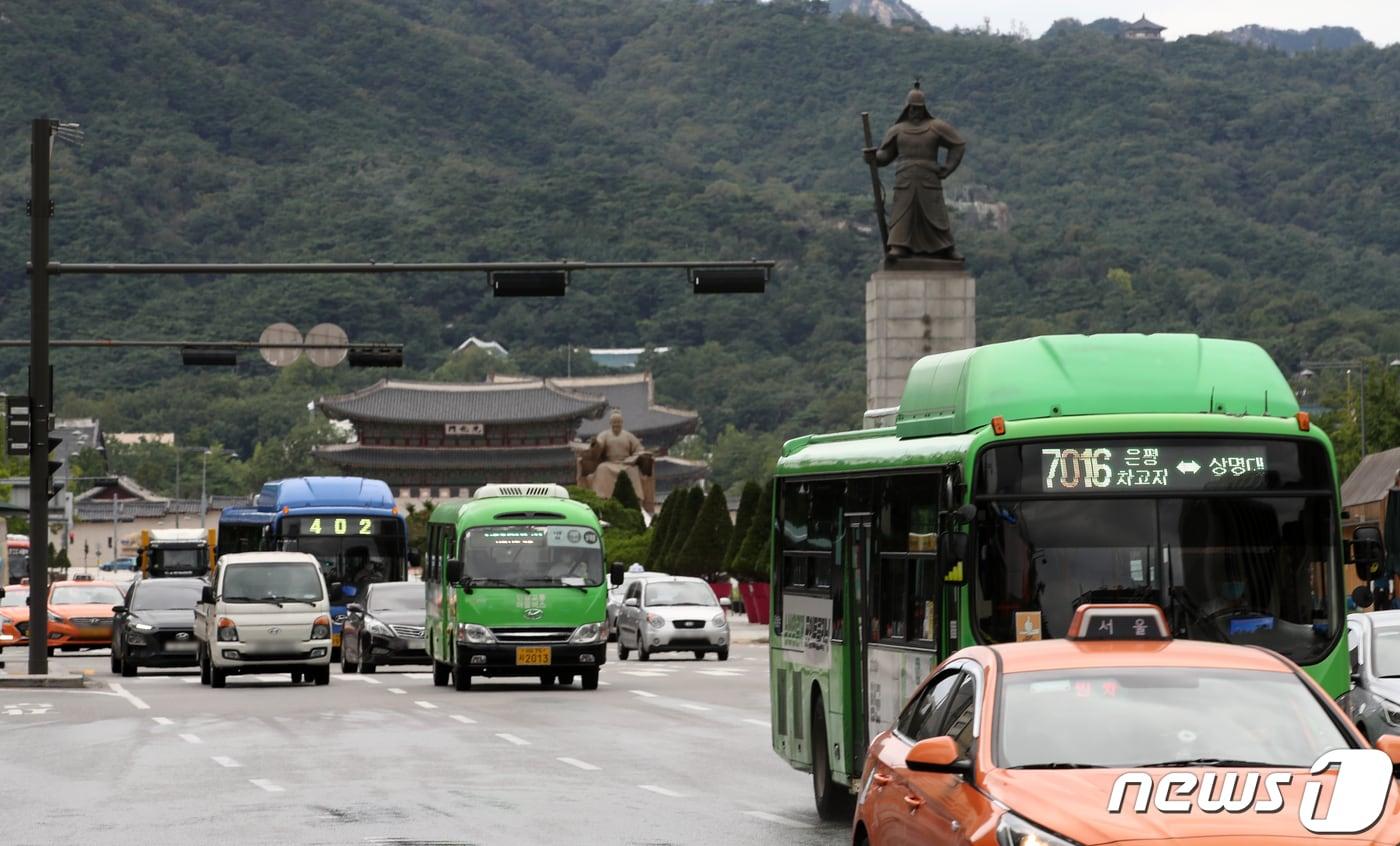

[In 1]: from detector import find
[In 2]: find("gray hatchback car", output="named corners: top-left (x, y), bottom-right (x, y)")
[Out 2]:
top-left (1340, 609), bottom-right (1400, 740)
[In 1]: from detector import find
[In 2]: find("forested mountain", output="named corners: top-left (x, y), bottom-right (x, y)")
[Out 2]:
top-left (2, 0), bottom-right (1399, 490)
top-left (1215, 25), bottom-right (1369, 54)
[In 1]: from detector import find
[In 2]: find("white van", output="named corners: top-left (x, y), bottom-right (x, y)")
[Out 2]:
top-left (194, 552), bottom-right (333, 687)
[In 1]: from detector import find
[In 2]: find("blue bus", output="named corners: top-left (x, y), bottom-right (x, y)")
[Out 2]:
top-left (215, 506), bottom-right (274, 559)
top-left (249, 477), bottom-right (410, 654)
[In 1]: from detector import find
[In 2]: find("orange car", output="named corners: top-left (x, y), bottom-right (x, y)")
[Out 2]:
top-left (0, 585), bottom-right (29, 649)
top-left (854, 604), bottom-right (1400, 846)
top-left (45, 580), bottom-right (125, 655)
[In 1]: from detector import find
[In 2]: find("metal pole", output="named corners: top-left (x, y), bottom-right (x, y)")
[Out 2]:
top-left (175, 448), bottom-right (180, 501)
top-left (111, 499), bottom-right (118, 564)
top-left (1361, 363), bottom-right (1368, 457)
top-left (200, 452), bottom-right (208, 530)
top-left (28, 118), bottom-right (50, 675)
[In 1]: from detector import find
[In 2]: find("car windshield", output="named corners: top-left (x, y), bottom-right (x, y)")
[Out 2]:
top-left (0, 589), bottom-right (27, 607)
top-left (1370, 625), bottom-right (1400, 678)
top-left (51, 585), bottom-right (124, 605)
top-left (222, 562), bottom-right (324, 602)
top-left (462, 525), bottom-right (604, 587)
top-left (369, 584), bottom-right (424, 612)
top-left (131, 583), bottom-right (204, 611)
top-left (645, 581), bottom-right (717, 607)
top-left (998, 667), bottom-right (1350, 769)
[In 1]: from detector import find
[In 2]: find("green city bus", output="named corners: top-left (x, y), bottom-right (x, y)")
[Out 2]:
top-left (767, 334), bottom-right (1348, 817)
top-left (424, 484), bottom-right (620, 691)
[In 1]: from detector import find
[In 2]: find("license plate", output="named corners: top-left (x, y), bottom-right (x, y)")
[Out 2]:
top-left (332, 632), bottom-right (341, 647)
top-left (165, 641), bottom-right (197, 652)
top-left (515, 646), bottom-right (551, 666)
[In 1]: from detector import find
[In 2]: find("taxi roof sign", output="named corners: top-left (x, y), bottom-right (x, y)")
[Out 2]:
top-left (1068, 603), bottom-right (1169, 641)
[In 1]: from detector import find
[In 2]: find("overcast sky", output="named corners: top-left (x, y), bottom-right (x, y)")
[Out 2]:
top-left (902, 1), bottom-right (1400, 45)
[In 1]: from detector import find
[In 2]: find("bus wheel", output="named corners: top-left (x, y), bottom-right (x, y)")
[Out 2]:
top-left (432, 660), bottom-right (451, 687)
top-left (558, 674), bottom-right (575, 687)
top-left (539, 674), bottom-right (555, 687)
top-left (291, 671), bottom-right (303, 684)
top-left (454, 666), bottom-right (472, 691)
top-left (811, 696), bottom-right (854, 821)
top-left (582, 669), bottom-right (599, 690)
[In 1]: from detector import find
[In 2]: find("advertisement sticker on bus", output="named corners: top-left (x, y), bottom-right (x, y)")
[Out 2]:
top-left (780, 593), bottom-right (832, 670)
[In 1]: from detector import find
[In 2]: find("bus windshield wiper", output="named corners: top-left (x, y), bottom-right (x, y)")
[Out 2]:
top-left (464, 577), bottom-right (530, 593)
top-left (1005, 762), bottom-right (1107, 769)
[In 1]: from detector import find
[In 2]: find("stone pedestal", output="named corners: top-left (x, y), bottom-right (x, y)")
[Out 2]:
top-left (866, 262), bottom-right (975, 412)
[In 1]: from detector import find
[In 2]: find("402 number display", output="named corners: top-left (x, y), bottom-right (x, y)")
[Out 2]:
top-left (307, 517), bottom-right (373, 536)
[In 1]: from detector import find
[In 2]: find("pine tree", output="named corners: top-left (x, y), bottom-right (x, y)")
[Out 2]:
top-left (657, 485), bottom-right (704, 570)
top-left (612, 470), bottom-right (641, 511)
top-left (643, 491), bottom-right (677, 567)
top-left (674, 483), bottom-right (732, 579)
top-left (722, 480), bottom-right (762, 569)
top-left (734, 478), bottom-right (773, 579)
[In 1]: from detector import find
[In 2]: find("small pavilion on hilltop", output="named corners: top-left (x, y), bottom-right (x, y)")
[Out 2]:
top-left (1125, 14), bottom-right (1166, 40)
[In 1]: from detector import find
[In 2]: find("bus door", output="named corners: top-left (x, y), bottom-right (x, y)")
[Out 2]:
top-left (844, 514), bottom-right (873, 760)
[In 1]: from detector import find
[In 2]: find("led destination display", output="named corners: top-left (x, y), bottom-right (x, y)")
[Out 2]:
top-left (1039, 445), bottom-right (1269, 492)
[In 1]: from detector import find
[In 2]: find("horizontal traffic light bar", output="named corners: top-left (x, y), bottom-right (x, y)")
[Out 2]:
top-left (690, 267), bottom-right (769, 294)
top-left (492, 270), bottom-right (568, 297)
top-left (33, 259), bottom-right (775, 276)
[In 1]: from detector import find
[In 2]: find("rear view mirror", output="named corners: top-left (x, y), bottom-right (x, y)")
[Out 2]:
top-left (609, 562), bottom-right (625, 587)
top-left (1352, 525), bottom-right (1386, 583)
top-left (906, 736), bottom-right (971, 775)
top-left (200, 585), bottom-right (215, 605)
top-left (346, 603), bottom-right (364, 615)
top-left (112, 605), bottom-right (127, 615)
top-left (624, 597), bottom-right (639, 607)
top-left (445, 559), bottom-right (464, 585)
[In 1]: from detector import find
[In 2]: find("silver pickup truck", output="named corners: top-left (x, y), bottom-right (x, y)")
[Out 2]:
top-left (194, 552), bottom-right (333, 687)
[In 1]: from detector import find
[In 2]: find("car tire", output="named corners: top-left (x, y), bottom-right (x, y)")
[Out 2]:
top-left (693, 650), bottom-right (705, 660)
top-left (199, 648), bottom-right (211, 685)
top-left (313, 666), bottom-right (331, 686)
top-left (121, 656), bottom-right (138, 678)
top-left (110, 652), bottom-right (121, 674)
top-left (211, 667), bottom-right (228, 689)
top-left (432, 660), bottom-right (451, 687)
top-left (359, 656), bottom-right (377, 674)
top-left (47, 647), bottom-right (56, 657)
top-left (638, 638), bottom-right (650, 662)
top-left (811, 694), bottom-right (854, 821)
top-left (453, 665), bottom-right (472, 691)
top-left (718, 648), bottom-right (729, 662)
top-left (581, 669), bottom-right (599, 690)
top-left (341, 648), bottom-right (357, 674)
top-left (618, 638), bottom-right (630, 660)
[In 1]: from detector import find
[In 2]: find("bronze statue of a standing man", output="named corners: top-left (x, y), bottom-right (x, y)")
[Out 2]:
top-left (863, 82), bottom-right (966, 261)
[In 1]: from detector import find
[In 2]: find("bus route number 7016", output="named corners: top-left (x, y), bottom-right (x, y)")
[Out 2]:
top-left (1043, 447), bottom-right (1113, 490)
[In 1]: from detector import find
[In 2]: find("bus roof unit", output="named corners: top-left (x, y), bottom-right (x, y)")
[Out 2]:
top-left (892, 334), bottom-right (1297, 440)
top-left (471, 483), bottom-right (570, 500)
top-left (256, 476), bottom-right (396, 512)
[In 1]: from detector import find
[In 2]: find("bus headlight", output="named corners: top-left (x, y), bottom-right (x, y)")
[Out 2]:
top-left (569, 623), bottom-right (603, 644)
top-left (457, 623), bottom-right (496, 644)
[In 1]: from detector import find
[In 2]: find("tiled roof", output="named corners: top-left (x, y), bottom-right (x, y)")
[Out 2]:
top-left (654, 456), bottom-right (709, 483)
top-left (1342, 446), bottom-right (1400, 508)
top-left (313, 443), bottom-right (577, 471)
top-left (535, 373), bottom-right (698, 443)
top-left (1128, 14), bottom-right (1165, 30)
top-left (317, 379), bottom-right (607, 425)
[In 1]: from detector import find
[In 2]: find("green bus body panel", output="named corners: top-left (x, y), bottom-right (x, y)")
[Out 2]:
top-left (770, 335), bottom-right (1348, 790)
top-left (892, 333), bottom-right (1299, 439)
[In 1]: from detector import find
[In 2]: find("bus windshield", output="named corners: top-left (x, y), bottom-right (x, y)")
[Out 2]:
top-left (276, 515), bottom-right (406, 605)
top-left (462, 525), bottom-right (604, 587)
top-left (974, 438), bottom-right (1338, 664)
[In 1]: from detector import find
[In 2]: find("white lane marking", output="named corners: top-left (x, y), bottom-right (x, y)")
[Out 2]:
top-left (697, 670), bottom-right (745, 677)
top-left (557, 757), bottom-right (600, 771)
top-left (211, 756), bottom-right (241, 768)
top-left (678, 703), bottom-right (711, 711)
top-left (179, 733), bottom-right (203, 745)
top-left (108, 683), bottom-right (150, 711)
top-left (450, 714), bottom-right (477, 725)
top-left (629, 689), bottom-right (658, 698)
top-left (638, 784), bottom-right (684, 798)
top-left (152, 716), bottom-right (174, 726)
top-left (743, 811), bottom-right (813, 829)
top-left (743, 718), bottom-right (771, 728)
top-left (181, 677), bottom-right (199, 684)
top-left (249, 778), bottom-right (284, 793)
top-left (414, 700), bottom-right (438, 710)
top-left (496, 733), bottom-right (530, 746)
top-left (598, 680), bottom-right (611, 686)
top-left (387, 688), bottom-right (406, 694)
top-left (404, 673), bottom-right (433, 679)
top-left (743, 656), bottom-right (758, 661)
top-left (620, 671), bottom-right (667, 677)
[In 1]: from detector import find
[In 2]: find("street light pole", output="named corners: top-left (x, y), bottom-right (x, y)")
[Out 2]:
top-left (27, 118), bottom-right (51, 676)
top-left (200, 451), bottom-right (208, 530)
top-left (1299, 360), bottom-right (1370, 458)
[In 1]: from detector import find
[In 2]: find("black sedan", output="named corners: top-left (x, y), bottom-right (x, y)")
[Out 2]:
top-left (110, 578), bottom-right (206, 676)
top-left (340, 582), bottom-right (428, 674)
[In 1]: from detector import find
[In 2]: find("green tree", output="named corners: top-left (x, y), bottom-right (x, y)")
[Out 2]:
top-left (611, 470), bottom-right (641, 512)
top-left (238, 417), bottom-right (341, 492)
top-left (643, 491), bottom-right (676, 567)
top-left (430, 347), bottom-right (519, 382)
top-left (734, 478), bottom-right (774, 580)
top-left (673, 483), bottom-right (732, 579)
top-left (655, 485), bottom-right (704, 569)
top-left (723, 480), bottom-right (762, 569)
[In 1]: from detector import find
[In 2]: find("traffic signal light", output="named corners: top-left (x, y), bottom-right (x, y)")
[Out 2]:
top-left (47, 433), bottom-right (64, 499)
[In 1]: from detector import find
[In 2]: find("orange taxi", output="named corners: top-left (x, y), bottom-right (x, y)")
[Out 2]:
top-left (45, 580), bottom-right (125, 655)
top-left (0, 584), bottom-right (29, 649)
top-left (854, 604), bottom-right (1400, 846)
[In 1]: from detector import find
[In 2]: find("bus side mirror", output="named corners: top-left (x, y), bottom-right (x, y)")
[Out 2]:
top-left (1352, 526), bottom-right (1386, 583)
top-left (408, 549), bottom-right (421, 568)
top-left (610, 562), bottom-right (625, 587)
top-left (445, 560), bottom-right (464, 585)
